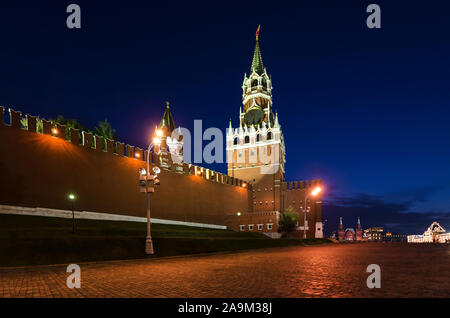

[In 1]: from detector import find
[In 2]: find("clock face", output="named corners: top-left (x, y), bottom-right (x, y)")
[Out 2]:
top-left (244, 108), bottom-right (264, 126)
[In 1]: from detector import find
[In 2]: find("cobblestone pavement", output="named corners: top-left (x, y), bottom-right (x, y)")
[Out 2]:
top-left (1, 243), bottom-right (449, 298)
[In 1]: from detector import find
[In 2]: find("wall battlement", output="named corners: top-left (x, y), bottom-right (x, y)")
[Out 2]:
top-left (283, 179), bottom-right (322, 191)
top-left (0, 107), bottom-right (248, 189)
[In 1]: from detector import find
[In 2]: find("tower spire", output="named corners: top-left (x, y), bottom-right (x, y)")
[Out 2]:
top-left (274, 111), bottom-right (280, 128)
top-left (251, 25), bottom-right (264, 75)
top-left (159, 101), bottom-right (175, 133)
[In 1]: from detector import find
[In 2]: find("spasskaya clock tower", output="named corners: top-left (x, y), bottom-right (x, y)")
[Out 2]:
top-left (226, 26), bottom-right (286, 213)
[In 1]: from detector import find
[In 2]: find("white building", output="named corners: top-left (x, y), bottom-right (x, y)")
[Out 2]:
top-left (407, 222), bottom-right (450, 243)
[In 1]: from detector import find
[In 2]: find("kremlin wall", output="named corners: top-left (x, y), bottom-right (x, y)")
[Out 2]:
top-left (0, 107), bottom-right (250, 229)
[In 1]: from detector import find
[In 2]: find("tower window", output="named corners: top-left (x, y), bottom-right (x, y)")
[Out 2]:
top-left (256, 134), bottom-right (262, 142)
top-left (251, 79), bottom-right (258, 87)
top-left (244, 136), bottom-right (250, 144)
top-left (233, 137), bottom-right (239, 145)
top-left (267, 132), bottom-right (273, 140)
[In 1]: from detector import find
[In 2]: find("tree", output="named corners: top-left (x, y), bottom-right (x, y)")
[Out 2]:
top-left (93, 119), bottom-right (117, 150)
top-left (53, 115), bottom-right (88, 131)
top-left (21, 114), bottom-right (118, 150)
top-left (20, 117), bottom-right (43, 133)
top-left (278, 206), bottom-right (299, 234)
top-left (51, 115), bottom-right (89, 141)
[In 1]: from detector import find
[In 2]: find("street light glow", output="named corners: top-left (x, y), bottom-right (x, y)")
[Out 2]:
top-left (156, 129), bottom-right (163, 137)
top-left (311, 186), bottom-right (322, 196)
top-left (52, 128), bottom-right (58, 135)
top-left (68, 193), bottom-right (76, 201)
top-left (153, 137), bottom-right (161, 145)
top-left (237, 212), bottom-right (242, 216)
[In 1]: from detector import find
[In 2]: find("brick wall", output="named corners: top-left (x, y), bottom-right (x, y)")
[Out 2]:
top-left (0, 108), bottom-right (250, 226)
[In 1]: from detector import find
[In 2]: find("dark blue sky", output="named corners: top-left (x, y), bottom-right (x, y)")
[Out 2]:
top-left (1, 1), bottom-right (449, 234)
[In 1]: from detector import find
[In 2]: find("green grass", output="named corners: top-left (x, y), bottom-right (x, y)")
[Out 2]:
top-left (0, 214), bottom-right (331, 267)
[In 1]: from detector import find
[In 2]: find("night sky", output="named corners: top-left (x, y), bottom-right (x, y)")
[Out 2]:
top-left (1, 1), bottom-right (449, 235)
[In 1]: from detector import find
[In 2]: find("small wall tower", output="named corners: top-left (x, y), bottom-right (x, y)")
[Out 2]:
top-left (156, 102), bottom-right (183, 172)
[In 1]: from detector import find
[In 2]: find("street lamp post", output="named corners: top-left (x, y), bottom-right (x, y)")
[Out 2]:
top-left (144, 131), bottom-right (162, 255)
top-left (68, 193), bottom-right (76, 234)
top-left (237, 212), bottom-right (241, 231)
top-left (302, 187), bottom-right (322, 239)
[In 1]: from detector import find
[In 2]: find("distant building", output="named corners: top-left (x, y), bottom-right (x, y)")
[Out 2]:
top-left (382, 232), bottom-right (407, 242)
top-left (338, 217), bottom-right (364, 242)
top-left (344, 228), bottom-right (355, 241)
top-left (364, 227), bottom-right (383, 241)
top-left (408, 222), bottom-right (450, 243)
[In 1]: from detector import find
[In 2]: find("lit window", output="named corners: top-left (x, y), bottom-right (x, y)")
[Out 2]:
top-left (248, 224), bottom-right (254, 231)
top-left (240, 225), bottom-right (245, 231)
top-left (267, 224), bottom-right (273, 230)
top-left (257, 224), bottom-right (263, 231)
